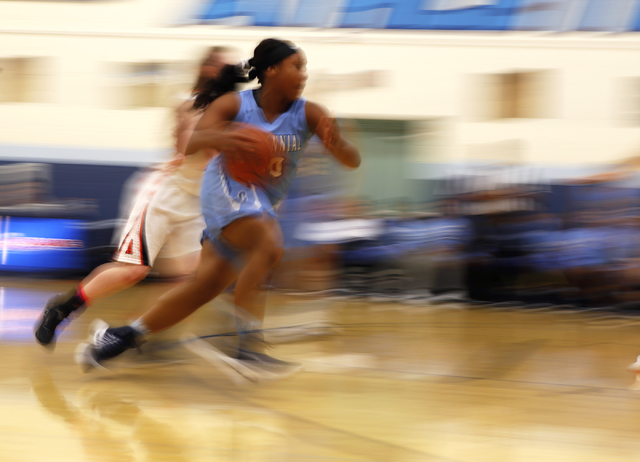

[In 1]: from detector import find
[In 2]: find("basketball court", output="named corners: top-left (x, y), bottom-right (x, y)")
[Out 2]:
top-left (2, 277), bottom-right (640, 461)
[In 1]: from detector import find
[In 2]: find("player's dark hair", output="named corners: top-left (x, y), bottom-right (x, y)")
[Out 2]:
top-left (193, 38), bottom-right (299, 110)
top-left (193, 64), bottom-right (248, 109)
top-left (246, 38), bottom-right (298, 83)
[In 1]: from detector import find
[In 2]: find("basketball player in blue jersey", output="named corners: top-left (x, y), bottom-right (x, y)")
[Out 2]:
top-left (75, 38), bottom-right (361, 380)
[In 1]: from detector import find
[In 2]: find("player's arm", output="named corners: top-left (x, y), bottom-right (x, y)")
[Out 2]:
top-left (185, 93), bottom-right (260, 156)
top-left (305, 101), bottom-right (361, 169)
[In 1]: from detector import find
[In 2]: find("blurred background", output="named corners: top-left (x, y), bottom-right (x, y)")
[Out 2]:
top-left (3, 0), bottom-right (640, 309)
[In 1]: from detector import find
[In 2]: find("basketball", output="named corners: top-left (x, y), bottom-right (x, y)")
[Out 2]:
top-left (223, 123), bottom-right (287, 187)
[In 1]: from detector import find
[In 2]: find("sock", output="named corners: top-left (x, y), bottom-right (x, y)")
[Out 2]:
top-left (59, 285), bottom-right (90, 316)
top-left (130, 318), bottom-right (151, 337)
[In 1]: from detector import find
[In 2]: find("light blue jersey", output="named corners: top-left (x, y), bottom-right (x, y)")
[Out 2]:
top-left (201, 89), bottom-right (313, 240)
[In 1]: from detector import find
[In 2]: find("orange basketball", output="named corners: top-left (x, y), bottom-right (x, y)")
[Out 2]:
top-left (223, 123), bottom-right (287, 187)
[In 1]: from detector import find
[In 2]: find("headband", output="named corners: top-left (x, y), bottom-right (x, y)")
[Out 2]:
top-left (249, 41), bottom-right (298, 72)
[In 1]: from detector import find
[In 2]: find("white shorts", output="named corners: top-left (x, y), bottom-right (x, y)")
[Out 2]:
top-left (113, 169), bottom-right (205, 267)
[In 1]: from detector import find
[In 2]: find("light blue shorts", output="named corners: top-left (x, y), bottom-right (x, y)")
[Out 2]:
top-left (201, 158), bottom-right (277, 243)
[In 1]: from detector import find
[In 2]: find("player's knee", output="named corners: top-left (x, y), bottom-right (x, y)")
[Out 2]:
top-left (259, 221), bottom-right (284, 267)
top-left (260, 237), bottom-right (284, 268)
top-left (124, 264), bottom-right (150, 284)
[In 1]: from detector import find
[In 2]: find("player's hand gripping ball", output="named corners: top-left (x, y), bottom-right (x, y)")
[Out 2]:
top-left (223, 123), bottom-right (287, 187)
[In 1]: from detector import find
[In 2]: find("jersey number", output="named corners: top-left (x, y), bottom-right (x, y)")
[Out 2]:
top-left (269, 157), bottom-right (285, 178)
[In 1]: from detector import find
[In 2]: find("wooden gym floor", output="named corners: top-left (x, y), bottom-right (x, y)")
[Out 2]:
top-left (2, 276), bottom-right (640, 461)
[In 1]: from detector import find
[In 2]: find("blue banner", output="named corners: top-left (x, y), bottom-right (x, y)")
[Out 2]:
top-left (194, 0), bottom-right (640, 32)
top-left (0, 217), bottom-right (87, 272)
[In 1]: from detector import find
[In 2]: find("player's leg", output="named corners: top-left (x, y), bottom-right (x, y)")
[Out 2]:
top-left (156, 215), bottom-right (298, 380)
top-left (138, 239), bottom-right (238, 333)
top-left (212, 215), bottom-right (300, 377)
top-left (81, 263), bottom-right (151, 301)
top-left (76, 169), bottom-right (294, 374)
top-left (223, 214), bottom-right (283, 323)
top-left (80, 214), bottom-right (277, 343)
top-left (76, 215), bottom-right (288, 372)
top-left (143, 215), bottom-right (293, 379)
top-left (75, 238), bottom-right (238, 370)
top-left (34, 262), bottom-right (152, 345)
top-left (35, 187), bottom-right (169, 347)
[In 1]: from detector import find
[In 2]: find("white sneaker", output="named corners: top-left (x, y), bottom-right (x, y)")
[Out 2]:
top-left (74, 319), bottom-right (111, 373)
top-left (74, 319), bottom-right (141, 373)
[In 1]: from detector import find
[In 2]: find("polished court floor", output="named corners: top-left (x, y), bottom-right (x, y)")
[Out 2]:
top-left (3, 277), bottom-right (640, 461)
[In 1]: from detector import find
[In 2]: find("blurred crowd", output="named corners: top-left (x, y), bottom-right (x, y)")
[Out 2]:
top-left (274, 163), bottom-right (640, 310)
top-left (4, 135), bottom-right (640, 311)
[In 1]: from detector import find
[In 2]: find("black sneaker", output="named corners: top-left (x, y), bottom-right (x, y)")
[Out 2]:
top-left (75, 320), bottom-right (141, 373)
top-left (236, 349), bottom-right (302, 379)
top-left (183, 334), bottom-right (301, 384)
top-left (237, 331), bottom-right (301, 377)
top-left (34, 293), bottom-right (74, 347)
top-left (183, 335), bottom-right (261, 386)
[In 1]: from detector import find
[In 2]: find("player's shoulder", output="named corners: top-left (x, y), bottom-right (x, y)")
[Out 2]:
top-left (304, 100), bottom-right (329, 131)
top-left (304, 100), bottom-right (329, 118)
top-left (215, 91), bottom-right (243, 106)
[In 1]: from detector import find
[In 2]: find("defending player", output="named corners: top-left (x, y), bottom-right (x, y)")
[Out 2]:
top-left (34, 47), bottom-right (234, 347)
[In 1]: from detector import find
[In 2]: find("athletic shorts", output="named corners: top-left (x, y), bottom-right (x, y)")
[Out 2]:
top-left (114, 169), bottom-right (205, 267)
top-left (200, 158), bottom-right (277, 243)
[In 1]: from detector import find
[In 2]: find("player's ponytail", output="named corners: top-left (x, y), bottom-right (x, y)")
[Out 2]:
top-left (193, 63), bottom-right (249, 110)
